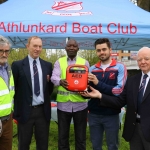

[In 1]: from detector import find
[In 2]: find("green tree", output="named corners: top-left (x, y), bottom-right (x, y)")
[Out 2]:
top-left (8, 48), bottom-right (28, 64)
top-left (0, 0), bottom-right (7, 4)
top-left (8, 48), bottom-right (66, 66)
top-left (138, 0), bottom-right (150, 12)
top-left (47, 49), bottom-right (66, 65)
top-left (78, 50), bottom-right (99, 66)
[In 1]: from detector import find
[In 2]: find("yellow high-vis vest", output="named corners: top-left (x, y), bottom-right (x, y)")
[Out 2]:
top-left (56, 56), bottom-right (88, 102)
top-left (0, 69), bottom-right (14, 117)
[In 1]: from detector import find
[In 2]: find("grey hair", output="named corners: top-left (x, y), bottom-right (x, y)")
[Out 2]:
top-left (0, 35), bottom-right (11, 47)
top-left (137, 47), bottom-right (150, 55)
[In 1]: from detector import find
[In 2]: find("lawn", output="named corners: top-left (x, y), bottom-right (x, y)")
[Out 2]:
top-left (12, 120), bottom-right (129, 150)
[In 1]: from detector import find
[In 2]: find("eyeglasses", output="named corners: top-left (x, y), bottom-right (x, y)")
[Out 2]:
top-left (0, 50), bottom-right (10, 55)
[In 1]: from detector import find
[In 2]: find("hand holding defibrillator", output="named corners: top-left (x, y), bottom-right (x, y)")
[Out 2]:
top-left (60, 79), bottom-right (69, 89)
top-left (88, 73), bottom-right (99, 85)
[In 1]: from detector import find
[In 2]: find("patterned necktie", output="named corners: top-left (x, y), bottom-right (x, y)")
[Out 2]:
top-left (33, 60), bottom-right (40, 96)
top-left (137, 74), bottom-right (148, 114)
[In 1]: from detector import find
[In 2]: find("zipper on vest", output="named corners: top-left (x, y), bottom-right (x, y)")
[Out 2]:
top-left (102, 71), bottom-right (105, 77)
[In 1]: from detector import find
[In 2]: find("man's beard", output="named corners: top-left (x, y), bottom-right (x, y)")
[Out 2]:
top-left (100, 55), bottom-right (110, 62)
top-left (0, 57), bottom-right (7, 65)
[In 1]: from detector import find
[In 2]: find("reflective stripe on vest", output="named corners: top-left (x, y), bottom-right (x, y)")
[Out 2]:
top-left (58, 91), bottom-right (79, 95)
top-left (56, 56), bottom-right (87, 102)
top-left (0, 72), bottom-right (15, 117)
top-left (0, 89), bottom-right (9, 96)
top-left (0, 103), bottom-right (11, 110)
top-left (9, 86), bottom-right (14, 91)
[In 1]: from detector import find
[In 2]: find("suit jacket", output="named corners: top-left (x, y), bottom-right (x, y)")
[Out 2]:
top-left (12, 56), bottom-right (54, 123)
top-left (100, 72), bottom-right (150, 142)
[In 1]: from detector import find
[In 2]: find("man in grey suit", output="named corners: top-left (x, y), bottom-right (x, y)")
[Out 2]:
top-left (12, 36), bottom-right (54, 150)
top-left (81, 47), bottom-right (150, 150)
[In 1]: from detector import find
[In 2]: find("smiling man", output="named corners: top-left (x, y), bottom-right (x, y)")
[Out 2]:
top-left (51, 39), bottom-right (89, 150)
top-left (87, 38), bottom-right (127, 150)
top-left (12, 36), bottom-right (54, 150)
top-left (0, 36), bottom-right (14, 150)
top-left (81, 47), bottom-right (150, 150)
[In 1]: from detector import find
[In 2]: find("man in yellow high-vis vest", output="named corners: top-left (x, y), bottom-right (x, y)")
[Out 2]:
top-left (51, 39), bottom-right (90, 150)
top-left (0, 36), bottom-right (15, 150)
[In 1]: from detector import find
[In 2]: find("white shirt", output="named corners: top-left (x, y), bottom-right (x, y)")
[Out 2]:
top-left (28, 55), bottom-right (44, 106)
top-left (140, 71), bottom-right (150, 95)
top-left (101, 63), bottom-right (111, 71)
top-left (137, 71), bottom-right (150, 118)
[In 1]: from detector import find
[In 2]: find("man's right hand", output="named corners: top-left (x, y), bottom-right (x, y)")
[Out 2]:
top-left (60, 79), bottom-right (69, 89)
top-left (79, 86), bottom-right (102, 99)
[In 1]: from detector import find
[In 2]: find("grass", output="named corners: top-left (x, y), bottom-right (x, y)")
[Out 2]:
top-left (12, 119), bottom-right (129, 150)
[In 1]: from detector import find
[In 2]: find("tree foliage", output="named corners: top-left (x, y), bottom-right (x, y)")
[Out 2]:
top-left (78, 50), bottom-right (99, 66)
top-left (0, 0), bottom-right (7, 4)
top-left (8, 49), bottom-right (99, 67)
top-left (8, 49), bottom-right (66, 65)
top-left (138, 0), bottom-right (150, 12)
top-left (46, 49), bottom-right (66, 65)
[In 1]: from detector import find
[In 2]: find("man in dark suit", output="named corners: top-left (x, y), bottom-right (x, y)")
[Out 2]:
top-left (12, 36), bottom-right (54, 150)
top-left (80, 47), bottom-right (150, 150)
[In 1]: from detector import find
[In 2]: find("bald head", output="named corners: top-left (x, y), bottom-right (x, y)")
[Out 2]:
top-left (137, 47), bottom-right (150, 57)
top-left (137, 47), bottom-right (150, 74)
top-left (66, 39), bottom-right (78, 45)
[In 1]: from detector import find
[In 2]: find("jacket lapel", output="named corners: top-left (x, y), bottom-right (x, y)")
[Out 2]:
top-left (133, 73), bottom-right (142, 109)
top-left (22, 56), bottom-right (32, 90)
top-left (40, 58), bottom-right (47, 91)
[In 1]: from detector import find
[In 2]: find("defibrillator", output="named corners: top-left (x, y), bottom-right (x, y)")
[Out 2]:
top-left (66, 65), bottom-right (88, 91)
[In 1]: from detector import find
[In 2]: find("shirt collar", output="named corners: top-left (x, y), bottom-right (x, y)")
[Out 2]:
top-left (95, 59), bottom-right (116, 68)
top-left (28, 55), bottom-right (40, 65)
top-left (67, 56), bottom-right (77, 61)
top-left (142, 71), bottom-right (150, 78)
top-left (0, 63), bottom-right (8, 70)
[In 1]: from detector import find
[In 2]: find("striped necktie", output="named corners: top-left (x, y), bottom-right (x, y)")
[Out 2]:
top-left (137, 74), bottom-right (148, 114)
top-left (33, 60), bottom-right (40, 96)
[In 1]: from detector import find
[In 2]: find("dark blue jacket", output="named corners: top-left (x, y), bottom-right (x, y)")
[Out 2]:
top-left (88, 59), bottom-right (127, 115)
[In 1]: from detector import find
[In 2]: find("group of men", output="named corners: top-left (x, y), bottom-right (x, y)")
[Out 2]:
top-left (0, 35), bottom-right (150, 150)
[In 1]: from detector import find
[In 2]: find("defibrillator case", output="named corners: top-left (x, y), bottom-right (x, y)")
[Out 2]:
top-left (66, 65), bottom-right (88, 91)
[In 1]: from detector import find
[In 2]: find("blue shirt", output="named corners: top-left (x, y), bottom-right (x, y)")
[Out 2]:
top-left (28, 55), bottom-right (44, 106)
top-left (0, 63), bottom-right (8, 87)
